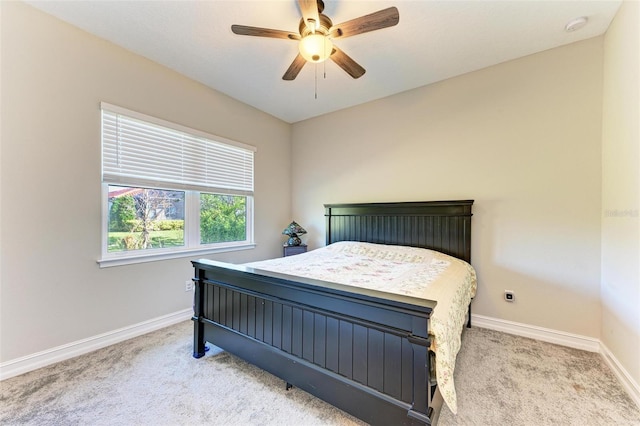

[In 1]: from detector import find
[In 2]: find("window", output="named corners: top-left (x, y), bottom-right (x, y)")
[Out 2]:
top-left (107, 186), bottom-right (186, 253)
top-left (99, 103), bottom-right (256, 267)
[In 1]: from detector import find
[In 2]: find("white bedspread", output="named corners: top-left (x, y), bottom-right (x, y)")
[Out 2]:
top-left (246, 241), bottom-right (477, 414)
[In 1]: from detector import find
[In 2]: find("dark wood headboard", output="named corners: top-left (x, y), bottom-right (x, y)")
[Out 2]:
top-left (324, 200), bottom-right (474, 263)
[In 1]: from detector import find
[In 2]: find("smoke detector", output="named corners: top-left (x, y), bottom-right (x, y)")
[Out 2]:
top-left (565, 16), bottom-right (589, 32)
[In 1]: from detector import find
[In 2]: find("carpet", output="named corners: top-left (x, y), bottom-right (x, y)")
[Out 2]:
top-left (1, 321), bottom-right (638, 425)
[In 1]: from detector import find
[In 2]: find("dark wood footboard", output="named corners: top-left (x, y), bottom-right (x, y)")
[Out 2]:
top-left (192, 200), bottom-right (474, 425)
top-left (192, 259), bottom-right (440, 425)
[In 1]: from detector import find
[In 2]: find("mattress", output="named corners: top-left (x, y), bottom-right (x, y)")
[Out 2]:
top-left (246, 241), bottom-right (477, 414)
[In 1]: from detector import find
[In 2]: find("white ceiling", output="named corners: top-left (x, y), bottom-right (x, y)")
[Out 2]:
top-left (26, 0), bottom-right (621, 123)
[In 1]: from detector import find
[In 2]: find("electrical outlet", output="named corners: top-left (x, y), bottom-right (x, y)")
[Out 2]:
top-left (185, 280), bottom-right (194, 292)
top-left (504, 290), bottom-right (515, 302)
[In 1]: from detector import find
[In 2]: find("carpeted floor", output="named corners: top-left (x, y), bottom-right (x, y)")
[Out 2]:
top-left (1, 321), bottom-right (639, 425)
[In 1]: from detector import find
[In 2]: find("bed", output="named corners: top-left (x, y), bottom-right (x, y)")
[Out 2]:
top-left (191, 200), bottom-right (475, 425)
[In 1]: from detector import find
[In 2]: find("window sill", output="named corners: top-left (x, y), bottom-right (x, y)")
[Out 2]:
top-left (97, 243), bottom-right (256, 268)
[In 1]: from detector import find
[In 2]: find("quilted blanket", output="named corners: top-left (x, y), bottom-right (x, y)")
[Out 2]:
top-left (246, 241), bottom-right (477, 414)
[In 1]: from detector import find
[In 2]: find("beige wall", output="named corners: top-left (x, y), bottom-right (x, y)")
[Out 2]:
top-left (0, 2), bottom-right (291, 362)
top-left (2, 0), bottom-right (638, 394)
top-left (601, 0), bottom-right (640, 388)
top-left (292, 37), bottom-right (604, 338)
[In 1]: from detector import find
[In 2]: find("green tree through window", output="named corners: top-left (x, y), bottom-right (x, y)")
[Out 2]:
top-left (107, 186), bottom-right (185, 252)
top-left (109, 194), bottom-right (136, 232)
top-left (200, 194), bottom-right (246, 244)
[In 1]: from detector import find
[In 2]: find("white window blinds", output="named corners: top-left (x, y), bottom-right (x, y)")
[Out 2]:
top-left (101, 103), bottom-right (255, 195)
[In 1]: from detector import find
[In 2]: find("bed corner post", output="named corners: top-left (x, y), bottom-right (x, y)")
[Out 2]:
top-left (407, 316), bottom-right (434, 424)
top-left (325, 205), bottom-right (332, 246)
top-left (191, 264), bottom-right (207, 359)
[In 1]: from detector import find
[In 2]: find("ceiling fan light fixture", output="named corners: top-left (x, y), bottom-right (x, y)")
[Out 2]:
top-left (299, 33), bottom-right (333, 63)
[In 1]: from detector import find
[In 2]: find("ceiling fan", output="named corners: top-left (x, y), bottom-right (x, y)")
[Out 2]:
top-left (231, 0), bottom-right (399, 81)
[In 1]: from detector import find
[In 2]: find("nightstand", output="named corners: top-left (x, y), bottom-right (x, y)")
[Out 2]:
top-left (283, 244), bottom-right (307, 257)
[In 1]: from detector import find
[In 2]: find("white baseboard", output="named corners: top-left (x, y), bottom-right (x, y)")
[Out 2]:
top-left (471, 313), bottom-right (600, 352)
top-left (471, 313), bottom-right (640, 409)
top-left (0, 308), bottom-right (193, 381)
top-left (3, 310), bottom-right (639, 411)
top-left (600, 342), bottom-right (640, 408)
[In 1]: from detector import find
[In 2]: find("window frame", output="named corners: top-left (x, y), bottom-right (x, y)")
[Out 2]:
top-left (98, 104), bottom-right (256, 268)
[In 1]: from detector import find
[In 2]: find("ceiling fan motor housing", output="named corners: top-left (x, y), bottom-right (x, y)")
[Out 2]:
top-left (299, 13), bottom-right (333, 37)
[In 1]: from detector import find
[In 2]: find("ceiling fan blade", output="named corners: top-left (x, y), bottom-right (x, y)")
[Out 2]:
top-left (231, 24), bottom-right (300, 40)
top-left (330, 46), bottom-right (365, 79)
top-left (283, 54), bottom-right (307, 80)
top-left (298, 0), bottom-right (321, 33)
top-left (329, 7), bottom-right (399, 39)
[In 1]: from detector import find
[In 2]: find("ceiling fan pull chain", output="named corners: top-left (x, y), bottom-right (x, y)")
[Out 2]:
top-left (323, 37), bottom-right (327, 79)
top-left (315, 63), bottom-right (318, 99)
top-left (324, 56), bottom-right (327, 79)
